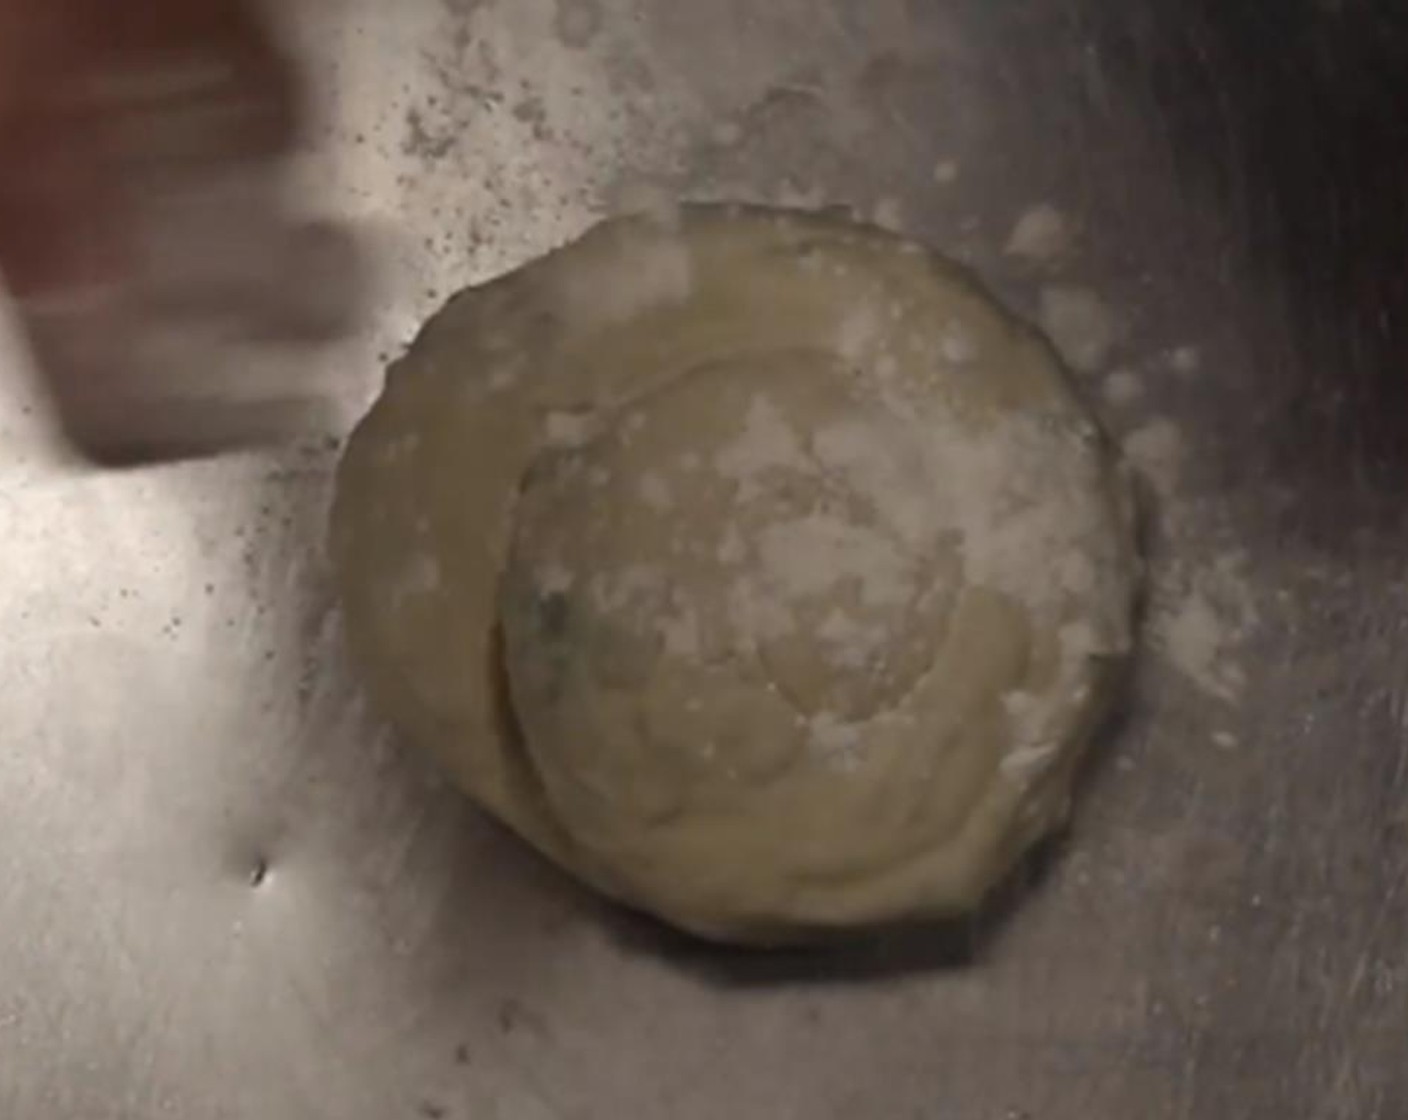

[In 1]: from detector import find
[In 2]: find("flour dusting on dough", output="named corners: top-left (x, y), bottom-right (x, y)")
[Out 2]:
top-left (1115, 402), bottom-right (1260, 705)
top-left (714, 395), bottom-right (808, 483)
top-left (817, 608), bottom-right (889, 670)
top-left (756, 513), bottom-right (914, 610)
top-left (661, 609), bottom-right (702, 659)
top-left (639, 472), bottom-right (673, 510)
top-left (544, 410), bottom-right (596, 448)
top-left (944, 415), bottom-right (1123, 625)
top-left (810, 711), bottom-right (863, 769)
top-left (837, 305), bottom-right (885, 363)
top-left (389, 553), bottom-right (441, 610)
top-left (341, 206), bottom-right (1145, 942)
top-left (591, 564), bottom-right (664, 613)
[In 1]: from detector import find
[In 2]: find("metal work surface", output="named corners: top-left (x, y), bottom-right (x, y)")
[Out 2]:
top-left (3, 1), bottom-right (1406, 1117)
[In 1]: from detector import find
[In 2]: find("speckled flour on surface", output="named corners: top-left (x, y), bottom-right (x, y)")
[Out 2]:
top-left (1006, 203), bottom-right (1074, 263)
top-left (1119, 413), bottom-right (1260, 703)
top-left (999, 209), bottom-right (1263, 709)
top-left (1148, 549), bottom-right (1259, 703)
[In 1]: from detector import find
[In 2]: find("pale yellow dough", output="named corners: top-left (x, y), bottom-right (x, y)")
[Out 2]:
top-left (330, 205), bottom-right (1140, 945)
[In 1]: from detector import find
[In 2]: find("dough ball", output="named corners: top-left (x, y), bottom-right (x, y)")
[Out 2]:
top-left (331, 205), bottom-right (1140, 945)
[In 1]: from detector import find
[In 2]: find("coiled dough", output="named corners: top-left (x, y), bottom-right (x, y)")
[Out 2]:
top-left (331, 205), bottom-right (1140, 945)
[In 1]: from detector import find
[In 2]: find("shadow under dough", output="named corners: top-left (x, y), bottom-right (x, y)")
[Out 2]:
top-left (598, 689), bottom-right (1139, 988)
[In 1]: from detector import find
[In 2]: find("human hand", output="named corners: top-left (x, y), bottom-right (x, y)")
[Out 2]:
top-left (0, 0), bottom-right (359, 464)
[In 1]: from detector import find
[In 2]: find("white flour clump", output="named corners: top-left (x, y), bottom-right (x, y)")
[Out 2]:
top-left (1150, 552), bottom-right (1258, 702)
top-left (1006, 204), bottom-right (1074, 263)
top-left (1120, 414), bottom-right (1261, 705)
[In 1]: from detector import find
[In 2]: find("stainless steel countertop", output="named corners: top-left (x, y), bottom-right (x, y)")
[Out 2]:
top-left (3, 2), bottom-right (1406, 1117)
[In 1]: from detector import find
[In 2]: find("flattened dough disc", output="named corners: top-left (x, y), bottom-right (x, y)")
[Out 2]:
top-left (331, 205), bottom-right (1140, 945)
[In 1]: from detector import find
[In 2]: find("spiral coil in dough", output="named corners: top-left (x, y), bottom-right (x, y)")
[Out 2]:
top-left (331, 205), bottom-right (1140, 945)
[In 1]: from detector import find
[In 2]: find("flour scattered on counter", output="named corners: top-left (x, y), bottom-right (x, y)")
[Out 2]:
top-left (1006, 204), bottom-right (1073, 263)
top-left (711, 120), bottom-right (743, 147)
top-left (933, 159), bottom-right (960, 185)
top-left (1102, 369), bottom-right (1143, 407)
top-left (1123, 419), bottom-right (1186, 499)
top-left (716, 396), bottom-right (807, 475)
top-left (1039, 285), bottom-right (1118, 372)
top-left (1154, 585), bottom-right (1245, 701)
top-left (661, 609), bottom-right (702, 659)
top-left (837, 304), bottom-right (884, 362)
top-left (810, 712), bottom-right (863, 769)
top-left (1168, 345), bottom-right (1202, 374)
top-left (1150, 554), bottom-right (1258, 702)
top-left (1112, 406), bottom-right (1260, 705)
